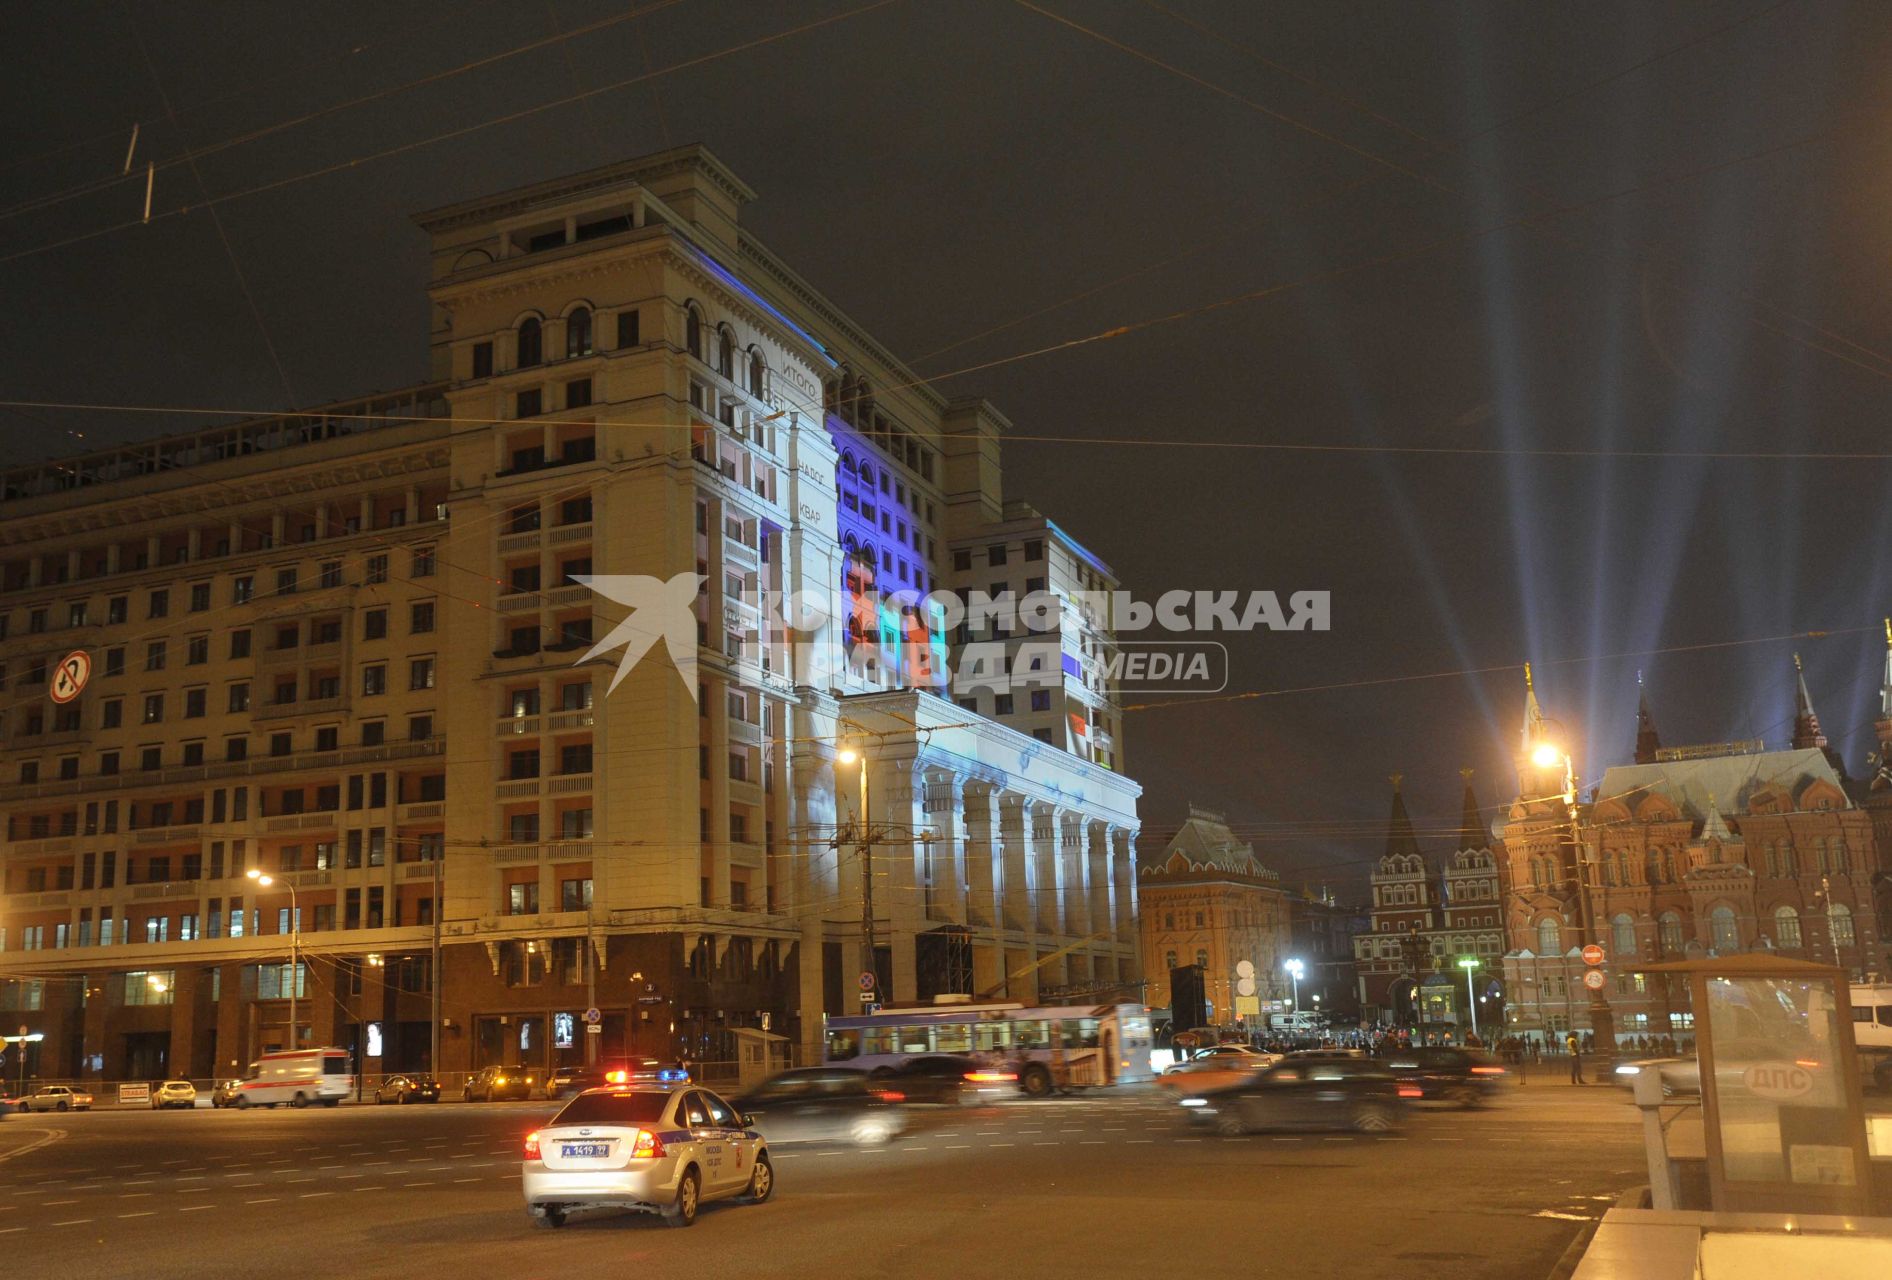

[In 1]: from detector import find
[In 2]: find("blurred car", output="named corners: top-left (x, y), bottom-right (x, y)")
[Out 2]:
top-left (879, 1055), bottom-right (990, 1105)
top-left (1384, 1047), bottom-right (1508, 1107)
top-left (523, 1085), bottom-right (771, 1229)
top-left (16, 1084), bottom-right (91, 1112)
top-left (1281, 1048), bottom-right (1369, 1062)
top-left (549, 1066), bottom-right (605, 1100)
top-left (210, 1079), bottom-right (245, 1108)
top-left (1159, 1044), bottom-right (1279, 1093)
top-left (730, 1067), bottom-right (908, 1145)
top-left (375, 1074), bottom-right (441, 1104)
top-left (151, 1080), bottom-right (198, 1110)
top-left (1179, 1059), bottom-right (1404, 1134)
top-left (463, 1065), bottom-right (537, 1102)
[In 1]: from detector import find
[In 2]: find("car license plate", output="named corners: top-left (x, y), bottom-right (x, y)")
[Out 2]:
top-left (561, 1143), bottom-right (610, 1159)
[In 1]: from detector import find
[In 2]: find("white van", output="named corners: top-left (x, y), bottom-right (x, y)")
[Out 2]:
top-left (234, 1047), bottom-right (353, 1108)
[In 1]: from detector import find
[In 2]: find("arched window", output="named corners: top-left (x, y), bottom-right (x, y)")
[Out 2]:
top-left (1833, 837), bottom-right (1850, 871)
top-left (686, 306), bottom-right (703, 361)
top-left (1163, 912), bottom-right (1173, 929)
top-left (1658, 912), bottom-right (1683, 955)
top-left (1602, 860), bottom-right (1616, 887)
top-left (1784, 845), bottom-right (1799, 877)
top-left (1830, 903), bottom-right (1856, 947)
top-left (749, 348), bottom-right (766, 398)
top-left (1536, 916), bottom-right (1561, 955)
top-left (1611, 913), bottom-right (1635, 956)
top-left (566, 307), bottom-right (592, 359)
top-left (1709, 905), bottom-right (1739, 952)
top-left (1814, 836), bottom-right (1830, 874)
top-left (1195, 949), bottom-right (1208, 969)
top-left (1764, 842), bottom-right (1779, 877)
top-left (1774, 905), bottom-right (1802, 948)
top-left (517, 316), bottom-right (543, 368)
top-left (717, 327), bottom-right (734, 380)
top-left (1164, 950), bottom-right (1176, 971)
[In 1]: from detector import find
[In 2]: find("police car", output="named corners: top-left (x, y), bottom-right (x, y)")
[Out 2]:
top-left (522, 1084), bottom-right (772, 1228)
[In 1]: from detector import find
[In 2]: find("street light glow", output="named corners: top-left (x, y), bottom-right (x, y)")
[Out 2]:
top-left (1457, 956), bottom-right (1479, 970)
top-left (1530, 742), bottom-right (1564, 769)
top-left (246, 868), bottom-right (273, 887)
top-left (836, 748), bottom-right (860, 765)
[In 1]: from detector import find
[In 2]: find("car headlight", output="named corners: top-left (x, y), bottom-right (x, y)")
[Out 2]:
top-left (1614, 1065), bottom-right (1640, 1076)
top-left (1180, 1098), bottom-right (1208, 1107)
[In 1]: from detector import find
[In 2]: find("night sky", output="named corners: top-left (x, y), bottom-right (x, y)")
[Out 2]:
top-left (6, 1), bottom-right (1892, 898)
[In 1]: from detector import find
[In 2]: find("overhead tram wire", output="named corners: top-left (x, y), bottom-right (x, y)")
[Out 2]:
top-left (914, 0), bottom-right (1793, 370)
top-left (0, 0), bottom-right (902, 269)
top-left (0, 0), bottom-right (696, 226)
top-left (1025, 1), bottom-right (1892, 402)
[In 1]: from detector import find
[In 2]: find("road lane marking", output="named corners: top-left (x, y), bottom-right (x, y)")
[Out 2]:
top-left (300, 1192), bottom-right (332, 1199)
top-left (245, 1198), bottom-right (280, 1205)
top-left (51, 1219), bottom-right (93, 1227)
top-left (118, 1211), bottom-right (156, 1219)
top-left (403, 1181), bottom-right (434, 1187)
top-left (181, 1205), bottom-right (213, 1213)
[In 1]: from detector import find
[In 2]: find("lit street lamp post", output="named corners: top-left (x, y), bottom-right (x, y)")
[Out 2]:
top-left (1284, 958), bottom-right (1304, 1016)
top-left (248, 869), bottom-right (299, 1048)
top-left (836, 746), bottom-right (876, 1003)
top-left (1457, 956), bottom-right (1479, 1040)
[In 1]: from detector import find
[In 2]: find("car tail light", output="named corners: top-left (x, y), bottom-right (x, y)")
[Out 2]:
top-left (874, 1089), bottom-right (906, 1102)
top-left (965, 1071), bottom-right (1017, 1083)
top-left (630, 1129), bottom-right (665, 1159)
top-left (1397, 1087), bottom-right (1423, 1098)
top-left (1470, 1066), bottom-right (1505, 1076)
top-left (523, 1131), bottom-right (541, 1160)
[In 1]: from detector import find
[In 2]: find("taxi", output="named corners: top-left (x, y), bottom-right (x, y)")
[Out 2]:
top-left (522, 1084), bottom-right (772, 1229)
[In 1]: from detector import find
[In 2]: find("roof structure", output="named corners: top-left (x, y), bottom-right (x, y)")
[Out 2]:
top-left (1593, 747), bottom-right (1847, 821)
top-left (1143, 804), bottom-right (1276, 879)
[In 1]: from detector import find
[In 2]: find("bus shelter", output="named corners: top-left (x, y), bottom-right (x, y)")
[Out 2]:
top-left (1636, 954), bottom-right (1872, 1216)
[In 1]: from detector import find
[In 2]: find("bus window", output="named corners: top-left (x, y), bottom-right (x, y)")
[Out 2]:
top-left (827, 1029), bottom-right (861, 1061)
top-left (896, 1025), bottom-right (932, 1054)
top-left (1012, 1020), bottom-right (1049, 1051)
top-left (935, 1024), bottom-right (973, 1054)
top-left (974, 1022), bottom-right (1012, 1052)
top-left (1060, 1019), bottom-right (1100, 1050)
top-left (862, 1027), bottom-right (896, 1056)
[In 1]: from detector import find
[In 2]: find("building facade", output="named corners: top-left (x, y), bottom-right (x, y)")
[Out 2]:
top-left (1137, 806), bottom-right (1290, 1025)
top-left (1500, 659), bottom-right (1888, 1045)
top-left (1351, 774), bottom-right (1505, 1037)
top-left (1285, 888), bottom-right (1364, 1022)
top-left (0, 145), bottom-right (1141, 1085)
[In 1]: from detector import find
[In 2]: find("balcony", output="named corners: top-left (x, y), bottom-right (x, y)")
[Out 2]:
top-left (254, 695), bottom-right (347, 722)
top-left (496, 715), bottom-right (540, 736)
top-left (495, 778), bottom-right (541, 800)
top-left (263, 812), bottom-right (340, 833)
top-left (397, 802), bottom-right (444, 822)
top-left (131, 882), bottom-right (198, 902)
top-left (401, 861), bottom-right (442, 880)
top-left (133, 825), bottom-right (202, 846)
top-left (492, 843), bottom-right (543, 865)
top-left (546, 772), bottom-right (592, 796)
top-left (547, 709), bottom-right (594, 731)
top-left (497, 529), bottom-right (541, 555)
top-left (286, 869), bottom-right (334, 889)
top-left (2, 889), bottom-right (71, 911)
top-left (548, 522), bottom-right (592, 547)
top-left (497, 591), bottom-right (540, 614)
top-left (261, 640), bottom-right (342, 668)
top-left (7, 835), bottom-right (75, 856)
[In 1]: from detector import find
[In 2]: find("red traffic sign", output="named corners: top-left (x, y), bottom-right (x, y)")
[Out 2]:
top-left (1581, 944), bottom-right (1606, 967)
top-left (1582, 969), bottom-right (1607, 991)
top-left (858, 971), bottom-right (877, 991)
top-left (49, 650), bottom-right (91, 704)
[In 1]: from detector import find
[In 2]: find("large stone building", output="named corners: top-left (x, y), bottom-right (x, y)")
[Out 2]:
top-left (1137, 806), bottom-right (1291, 1025)
top-left (0, 145), bottom-right (1140, 1085)
top-left (1500, 659), bottom-right (1887, 1045)
top-left (1351, 774), bottom-right (1504, 1035)
top-left (1286, 887), bottom-right (1364, 1022)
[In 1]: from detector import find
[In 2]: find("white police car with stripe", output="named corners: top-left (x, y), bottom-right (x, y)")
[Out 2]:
top-left (522, 1084), bottom-right (771, 1228)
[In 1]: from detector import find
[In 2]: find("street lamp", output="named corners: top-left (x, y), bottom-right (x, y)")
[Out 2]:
top-left (836, 746), bottom-right (876, 1003)
top-left (1284, 958), bottom-right (1304, 1015)
top-left (1530, 723), bottom-right (1615, 1052)
top-left (1457, 956), bottom-right (1479, 1040)
top-left (247, 869), bottom-right (298, 1048)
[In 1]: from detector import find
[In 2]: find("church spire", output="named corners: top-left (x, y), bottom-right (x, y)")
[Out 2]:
top-left (1456, 768), bottom-right (1486, 851)
top-left (1634, 671), bottom-right (1662, 765)
top-left (1520, 661), bottom-right (1546, 757)
top-left (1383, 773), bottom-right (1422, 862)
top-left (1791, 652), bottom-right (1827, 752)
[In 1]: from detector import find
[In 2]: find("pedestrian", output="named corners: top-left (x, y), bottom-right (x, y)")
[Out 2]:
top-left (1567, 1031), bottom-right (1584, 1084)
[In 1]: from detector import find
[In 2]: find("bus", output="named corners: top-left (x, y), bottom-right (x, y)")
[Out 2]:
top-left (824, 999), bottom-right (1154, 1096)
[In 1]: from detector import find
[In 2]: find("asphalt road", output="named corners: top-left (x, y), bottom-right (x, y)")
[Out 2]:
top-left (0, 1082), bottom-right (1647, 1279)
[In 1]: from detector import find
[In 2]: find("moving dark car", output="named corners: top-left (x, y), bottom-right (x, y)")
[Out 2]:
top-left (462, 1065), bottom-right (537, 1102)
top-left (548, 1066), bottom-right (604, 1099)
top-left (375, 1074), bottom-right (441, 1104)
top-left (1180, 1059), bottom-right (1404, 1134)
top-left (731, 1067), bottom-right (907, 1145)
top-left (879, 1055), bottom-right (981, 1105)
top-left (1384, 1047), bottom-right (1507, 1107)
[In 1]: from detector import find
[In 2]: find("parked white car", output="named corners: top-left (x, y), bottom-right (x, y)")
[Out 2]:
top-left (17, 1085), bottom-right (92, 1113)
top-left (151, 1080), bottom-right (198, 1109)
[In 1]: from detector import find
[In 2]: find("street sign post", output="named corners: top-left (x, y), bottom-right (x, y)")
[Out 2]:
top-left (1581, 944), bottom-right (1606, 967)
top-left (1583, 968), bottom-right (1607, 991)
top-left (49, 650), bottom-right (90, 704)
top-left (858, 971), bottom-right (876, 991)
top-left (582, 1007), bottom-right (601, 1025)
